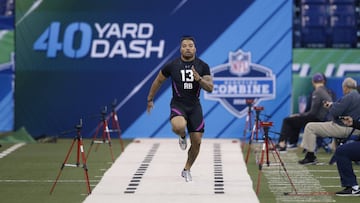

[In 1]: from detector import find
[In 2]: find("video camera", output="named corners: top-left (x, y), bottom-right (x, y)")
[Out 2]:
top-left (260, 121), bottom-right (273, 127)
top-left (253, 106), bottom-right (264, 111)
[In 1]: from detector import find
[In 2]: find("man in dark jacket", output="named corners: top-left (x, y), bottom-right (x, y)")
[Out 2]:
top-left (276, 73), bottom-right (332, 151)
top-left (334, 116), bottom-right (360, 196)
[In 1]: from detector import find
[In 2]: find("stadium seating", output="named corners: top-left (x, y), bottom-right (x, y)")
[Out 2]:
top-left (0, 0), bottom-right (7, 15)
top-left (0, 0), bottom-right (13, 16)
top-left (295, 0), bottom-right (359, 48)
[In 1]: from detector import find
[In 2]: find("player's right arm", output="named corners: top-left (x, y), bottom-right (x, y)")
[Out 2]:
top-left (147, 71), bottom-right (167, 113)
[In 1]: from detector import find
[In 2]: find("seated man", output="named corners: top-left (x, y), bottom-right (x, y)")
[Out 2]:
top-left (334, 116), bottom-right (360, 196)
top-left (276, 73), bottom-right (332, 151)
top-left (298, 77), bottom-right (360, 165)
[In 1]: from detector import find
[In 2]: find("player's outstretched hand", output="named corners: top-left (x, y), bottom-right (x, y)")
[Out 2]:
top-left (147, 101), bottom-right (154, 114)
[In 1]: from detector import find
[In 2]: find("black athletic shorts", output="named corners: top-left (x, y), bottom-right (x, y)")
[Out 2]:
top-left (170, 99), bottom-right (205, 133)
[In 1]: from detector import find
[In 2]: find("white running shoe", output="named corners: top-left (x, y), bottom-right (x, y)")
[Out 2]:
top-left (178, 136), bottom-right (187, 150)
top-left (181, 169), bottom-right (192, 182)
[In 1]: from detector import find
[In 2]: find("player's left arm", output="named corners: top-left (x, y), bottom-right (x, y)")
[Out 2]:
top-left (199, 75), bottom-right (213, 93)
top-left (191, 66), bottom-right (213, 93)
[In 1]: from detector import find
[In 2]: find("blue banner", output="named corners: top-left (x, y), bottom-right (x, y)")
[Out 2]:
top-left (15, 0), bottom-right (292, 139)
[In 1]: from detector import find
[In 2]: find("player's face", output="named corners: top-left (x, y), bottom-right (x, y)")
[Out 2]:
top-left (180, 39), bottom-right (196, 61)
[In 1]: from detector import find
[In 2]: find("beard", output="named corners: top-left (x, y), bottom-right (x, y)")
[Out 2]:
top-left (182, 52), bottom-right (194, 60)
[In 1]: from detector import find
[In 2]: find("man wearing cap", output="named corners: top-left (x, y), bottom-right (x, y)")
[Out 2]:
top-left (276, 73), bottom-right (332, 151)
top-left (299, 77), bottom-right (360, 165)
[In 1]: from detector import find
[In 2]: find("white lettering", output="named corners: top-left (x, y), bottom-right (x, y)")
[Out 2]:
top-left (91, 22), bottom-right (164, 59)
top-left (90, 39), bottom-right (166, 58)
top-left (109, 40), bottom-right (127, 58)
top-left (336, 64), bottom-right (360, 77)
top-left (213, 84), bottom-right (271, 96)
top-left (227, 84), bottom-right (237, 94)
top-left (138, 23), bottom-right (153, 38)
top-left (106, 23), bottom-right (121, 38)
top-left (128, 40), bottom-right (146, 58)
top-left (253, 85), bottom-right (261, 94)
top-left (94, 23), bottom-right (110, 38)
top-left (95, 23), bottom-right (155, 39)
top-left (122, 23), bottom-right (137, 38)
top-left (145, 40), bottom-right (165, 58)
top-left (262, 85), bottom-right (269, 94)
top-left (218, 85), bottom-right (227, 94)
top-left (184, 83), bottom-right (193, 89)
top-left (239, 85), bottom-right (246, 94)
top-left (233, 99), bottom-right (246, 105)
top-left (91, 40), bottom-right (110, 58)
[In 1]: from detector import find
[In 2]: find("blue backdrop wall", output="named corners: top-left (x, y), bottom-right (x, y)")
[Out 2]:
top-left (15, 0), bottom-right (292, 139)
top-left (0, 11), bottom-right (14, 132)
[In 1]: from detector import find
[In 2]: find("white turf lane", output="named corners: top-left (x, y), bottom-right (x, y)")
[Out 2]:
top-left (83, 138), bottom-right (259, 203)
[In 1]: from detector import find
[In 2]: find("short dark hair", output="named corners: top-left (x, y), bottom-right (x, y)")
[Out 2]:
top-left (181, 35), bottom-right (196, 44)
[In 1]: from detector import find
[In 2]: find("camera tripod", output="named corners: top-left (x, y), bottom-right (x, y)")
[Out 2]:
top-left (86, 106), bottom-right (115, 162)
top-left (50, 119), bottom-right (91, 195)
top-left (245, 106), bottom-right (264, 164)
top-left (255, 121), bottom-right (297, 195)
top-left (109, 99), bottom-right (124, 152)
top-left (242, 99), bottom-right (254, 148)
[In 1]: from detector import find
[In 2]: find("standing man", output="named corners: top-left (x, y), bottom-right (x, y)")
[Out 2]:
top-left (146, 36), bottom-right (213, 182)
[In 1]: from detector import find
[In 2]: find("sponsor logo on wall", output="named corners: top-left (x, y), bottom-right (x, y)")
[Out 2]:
top-left (205, 50), bottom-right (276, 117)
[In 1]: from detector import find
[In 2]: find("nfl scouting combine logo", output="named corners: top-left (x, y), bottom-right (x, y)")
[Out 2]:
top-left (204, 50), bottom-right (276, 117)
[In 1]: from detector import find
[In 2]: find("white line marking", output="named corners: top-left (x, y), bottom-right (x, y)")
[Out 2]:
top-left (16, 0), bottom-right (43, 26)
top-left (0, 179), bottom-right (100, 183)
top-left (324, 64), bottom-right (335, 77)
top-left (170, 0), bottom-right (188, 15)
top-left (0, 61), bottom-right (12, 71)
top-left (0, 143), bottom-right (26, 158)
top-left (261, 152), bottom-right (334, 202)
top-left (299, 63), bottom-right (310, 77)
top-left (323, 185), bottom-right (344, 188)
top-left (84, 139), bottom-right (259, 203)
top-left (316, 176), bottom-right (342, 179)
top-left (0, 30), bottom-right (8, 40)
top-left (336, 64), bottom-right (360, 77)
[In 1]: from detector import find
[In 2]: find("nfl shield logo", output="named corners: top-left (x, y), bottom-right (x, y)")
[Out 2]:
top-left (229, 50), bottom-right (250, 76)
top-left (204, 49), bottom-right (276, 118)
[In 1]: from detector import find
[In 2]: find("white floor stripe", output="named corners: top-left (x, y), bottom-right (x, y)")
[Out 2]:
top-left (259, 150), bottom-right (334, 202)
top-left (83, 138), bottom-right (259, 203)
top-left (0, 179), bottom-right (99, 183)
top-left (0, 143), bottom-right (26, 158)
